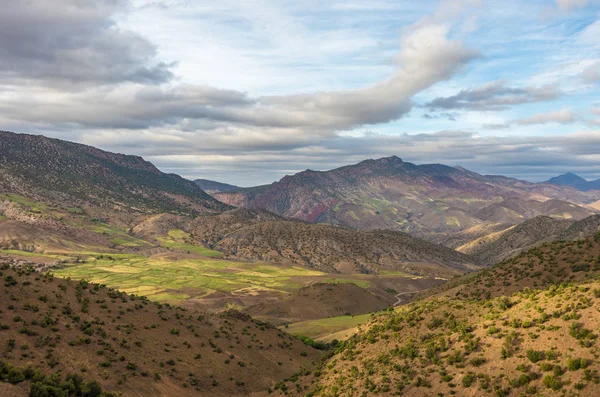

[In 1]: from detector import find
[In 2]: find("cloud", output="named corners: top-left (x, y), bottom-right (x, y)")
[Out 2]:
top-left (0, 0), bottom-right (173, 87)
top-left (119, 130), bottom-right (600, 185)
top-left (512, 108), bottom-right (576, 125)
top-left (582, 61), bottom-right (600, 83)
top-left (0, 1), bottom-right (478, 144)
top-left (555, 0), bottom-right (591, 11)
top-left (424, 81), bottom-right (562, 111)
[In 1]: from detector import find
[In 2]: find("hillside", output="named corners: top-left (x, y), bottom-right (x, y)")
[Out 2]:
top-left (455, 215), bottom-right (600, 266)
top-left (286, 279), bottom-right (600, 396)
top-left (245, 283), bottom-right (391, 325)
top-left (0, 262), bottom-right (321, 397)
top-left (0, 131), bottom-right (230, 218)
top-left (275, 234), bottom-right (600, 397)
top-left (457, 216), bottom-right (574, 266)
top-left (213, 156), bottom-right (600, 239)
top-left (214, 221), bottom-right (478, 276)
top-left (128, 208), bottom-right (476, 278)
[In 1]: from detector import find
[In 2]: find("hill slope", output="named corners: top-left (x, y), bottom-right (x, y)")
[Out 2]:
top-left (0, 263), bottom-right (320, 397)
top-left (279, 234), bottom-right (600, 397)
top-left (214, 221), bottom-right (478, 276)
top-left (0, 130), bottom-right (230, 217)
top-left (454, 215), bottom-right (600, 266)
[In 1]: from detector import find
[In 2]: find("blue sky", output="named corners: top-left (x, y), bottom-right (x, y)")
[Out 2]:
top-left (0, 0), bottom-right (599, 185)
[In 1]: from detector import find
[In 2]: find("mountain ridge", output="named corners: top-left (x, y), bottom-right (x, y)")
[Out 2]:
top-left (213, 156), bottom-right (600, 238)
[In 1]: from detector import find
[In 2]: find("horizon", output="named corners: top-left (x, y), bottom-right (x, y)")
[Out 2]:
top-left (1, 0), bottom-right (599, 185)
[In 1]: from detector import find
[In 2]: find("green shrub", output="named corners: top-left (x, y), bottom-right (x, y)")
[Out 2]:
top-left (542, 374), bottom-right (562, 390)
top-left (526, 349), bottom-right (542, 363)
top-left (462, 373), bottom-right (476, 387)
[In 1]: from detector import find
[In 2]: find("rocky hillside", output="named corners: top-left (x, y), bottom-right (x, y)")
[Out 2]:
top-left (455, 215), bottom-right (600, 266)
top-left (0, 262), bottom-right (320, 397)
top-left (214, 156), bottom-right (600, 238)
top-left (214, 221), bottom-right (478, 276)
top-left (0, 131), bottom-right (230, 217)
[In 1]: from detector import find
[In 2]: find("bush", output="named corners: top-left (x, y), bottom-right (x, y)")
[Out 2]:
top-left (543, 375), bottom-right (562, 390)
top-left (526, 349), bottom-right (542, 363)
top-left (462, 373), bottom-right (476, 387)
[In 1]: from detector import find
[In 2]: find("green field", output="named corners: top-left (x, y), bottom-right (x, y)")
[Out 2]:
top-left (51, 254), bottom-right (327, 302)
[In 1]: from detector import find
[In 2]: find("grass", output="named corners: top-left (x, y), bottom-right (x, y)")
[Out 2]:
top-left (156, 228), bottom-right (224, 257)
top-left (321, 278), bottom-right (371, 289)
top-left (0, 194), bottom-right (46, 212)
top-left (52, 254), bottom-right (328, 302)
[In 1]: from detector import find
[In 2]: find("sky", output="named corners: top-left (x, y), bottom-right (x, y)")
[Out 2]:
top-left (1, 0), bottom-right (599, 186)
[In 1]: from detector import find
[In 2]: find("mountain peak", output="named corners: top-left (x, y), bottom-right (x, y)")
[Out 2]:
top-left (547, 172), bottom-right (587, 187)
top-left (376, 155), bottom-right (403, 163)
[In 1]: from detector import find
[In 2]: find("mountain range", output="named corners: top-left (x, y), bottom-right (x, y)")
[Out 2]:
top-left (211, 156), bottom-right (600, 240)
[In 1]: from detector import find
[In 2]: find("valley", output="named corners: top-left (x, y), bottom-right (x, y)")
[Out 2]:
top-left (2, 130), bottom-right (600, 396)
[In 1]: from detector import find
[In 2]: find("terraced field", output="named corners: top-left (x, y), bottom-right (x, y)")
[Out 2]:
top-left (51, 253), bottom-right (323, 302)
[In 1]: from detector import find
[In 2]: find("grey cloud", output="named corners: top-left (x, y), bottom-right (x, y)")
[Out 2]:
top-left (132, 131), bottom-right (600, 185)
top-left (0, 0), bottom-right (173, 87)
top-left (425, 81), bottom-right (562, 111)
top-left (0, 17), bottom-right (477, 141)
top-left (512, 108), bottom-right (576, 125)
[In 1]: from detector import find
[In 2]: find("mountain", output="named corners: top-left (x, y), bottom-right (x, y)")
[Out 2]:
top-left (277, 233), bottom-right (600, 396)
top-left (547, 173), bottom-right (600, 192)
top-left (194, 179), bottom-right (241, 194)
top-left (0, 262), bottom-right (321, 397)
top-left (213, 156), bottom-right (600, 238)
top-left (213, 221), bottom-right (478, 276)
top-left (0, 131), bottom-right (230, 218)
top-left (546, 172), bottom-right (588, 187)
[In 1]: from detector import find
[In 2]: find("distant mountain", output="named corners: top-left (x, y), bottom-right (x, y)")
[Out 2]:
top-left (194, 178), bottom-right (240, 194)
top-left (546, 172), bottom-right (600, 191)
top-left (214, 156), bottom-right (600, 238)
top-left (546, 172), bottom-right (587, 187)
top-left (0, 130), bottom-right (230, 217)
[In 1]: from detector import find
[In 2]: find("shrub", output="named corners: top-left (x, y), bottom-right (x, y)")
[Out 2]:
top-left (542, 374), bottom-right (562, 390)
top-left (526, 349), bottom-right (542, 363)
top-left (462, 373), bottom-right (476, 387)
